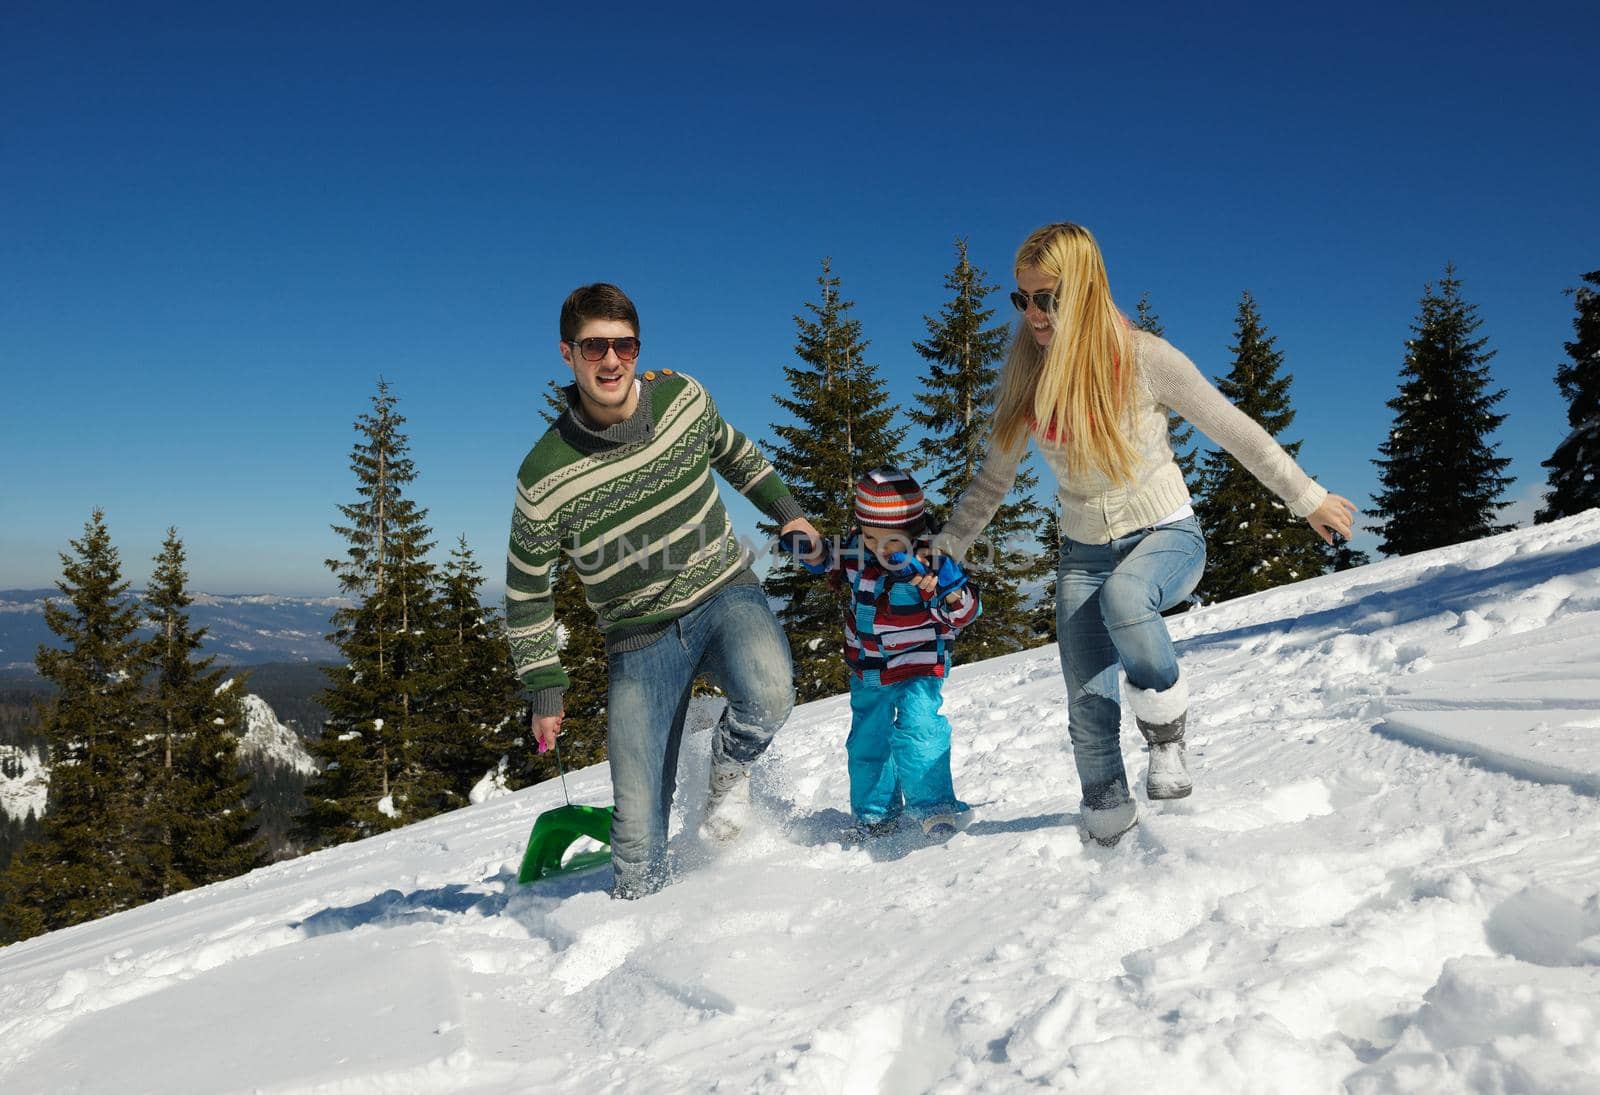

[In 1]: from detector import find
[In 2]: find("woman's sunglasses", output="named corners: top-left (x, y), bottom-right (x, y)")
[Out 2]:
top-left (568, 336), bottom-right (642, 362)
top-left (1009, 289), bottom-right (1058, 314)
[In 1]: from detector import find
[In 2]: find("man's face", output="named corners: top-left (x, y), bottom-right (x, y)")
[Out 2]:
top-left (560, 317), bottom-right (640, 426)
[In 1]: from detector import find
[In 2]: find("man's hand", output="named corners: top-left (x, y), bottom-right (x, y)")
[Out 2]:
top-left (778, 517), bottom-right (828, 571)
top-left (1306, 493), bottom-right (1358, 545)
top-left (532, 710), bottom-right (564, 753)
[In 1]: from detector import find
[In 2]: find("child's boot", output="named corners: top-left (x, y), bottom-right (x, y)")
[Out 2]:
top-left (919, 807), bottom-right (970, 839)
top-left (847, 815), bottom-right (900, 843)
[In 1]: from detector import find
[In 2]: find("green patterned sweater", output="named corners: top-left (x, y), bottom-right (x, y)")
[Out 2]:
top-left (506, 371), bottom-right (803, 715)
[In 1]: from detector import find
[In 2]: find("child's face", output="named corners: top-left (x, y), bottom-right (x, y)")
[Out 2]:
top-left (859, 525), bottom-right (914, 563)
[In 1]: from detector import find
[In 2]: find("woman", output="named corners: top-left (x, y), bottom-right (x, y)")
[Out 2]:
top-left (932, 222), bottom-right (1356, 845)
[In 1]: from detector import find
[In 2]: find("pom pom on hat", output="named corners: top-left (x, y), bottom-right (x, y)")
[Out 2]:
top-left (854, 466), bottom-right (927, 529)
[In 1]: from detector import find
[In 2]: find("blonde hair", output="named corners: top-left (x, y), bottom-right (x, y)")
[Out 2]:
top-left (990, 222), bottom-right (1137, 484)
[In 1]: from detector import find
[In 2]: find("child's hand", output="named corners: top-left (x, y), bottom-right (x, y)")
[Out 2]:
top-left (882, 549), bottom-right (923, 577)
top-left (885, 549), bottom-right (941, 599)
top-left (933, 556), bottom-right (968, 599)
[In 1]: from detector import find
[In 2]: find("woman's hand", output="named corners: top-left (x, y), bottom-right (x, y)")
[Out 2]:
top-left (1306, 493), bottom-right (1358, 545)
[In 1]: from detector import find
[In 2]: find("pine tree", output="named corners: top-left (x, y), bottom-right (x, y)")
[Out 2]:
top-left (0, 805), bottom-right (42, 877)
top-left (910, 239), bottom-right (1051, 661)
top-left (140, 529), bottom-right (265, 896)
top-left (425, 536), bottom-right (528, 807)
top-left (1537, 270), bottom-right (1600, 522)
top-left (1194, 293), bottom-right (1330, 602)
top-left (298, 380), bottom-right (443, 848)
top-left (764, 259), bottom-right (906, 701)
top-left (1027, 504), bottom-right (1062, 644)
top-left (1370, 266), bottom-right (1514, 555)
top-left (1134, 292), bottom-right (1200, 488)
top-left (1331, 539), bottom-right (1372, 572)
top-left (529, 381), bottom-right (611, 777)
top-left (909, 241), bottom-right (1011, 508)
top-left (0, 511), bottom-right (147, 941)
top-left (539, 562), bottom-right (611, 774)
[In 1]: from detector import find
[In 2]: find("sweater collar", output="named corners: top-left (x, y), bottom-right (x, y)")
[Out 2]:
top-left (558, 378), bottom-right (655, 449)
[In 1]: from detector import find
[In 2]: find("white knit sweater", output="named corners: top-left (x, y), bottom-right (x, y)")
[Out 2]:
top-left (933, 330), bottom-right (1328, 555)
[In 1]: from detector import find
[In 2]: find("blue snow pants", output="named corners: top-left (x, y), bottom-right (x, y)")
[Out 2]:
top-left (846, 674), bottom-right (968, 825)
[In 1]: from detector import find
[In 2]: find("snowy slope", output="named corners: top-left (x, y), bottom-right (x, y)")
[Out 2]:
top-left (2, 513), bottom-right (1599, 1094)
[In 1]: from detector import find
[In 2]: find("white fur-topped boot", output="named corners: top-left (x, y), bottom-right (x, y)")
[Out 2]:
top-left (1081, 776), bottom-right (1138, 845)
top-left (1126, 677), bottom-right (1192, 800)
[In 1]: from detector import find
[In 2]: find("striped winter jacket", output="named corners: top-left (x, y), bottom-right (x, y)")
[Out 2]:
top-left (833, 530), bottom-right (982, 685)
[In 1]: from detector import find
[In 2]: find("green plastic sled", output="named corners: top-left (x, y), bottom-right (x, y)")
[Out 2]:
top-left (517, 803), bottom-right (615, 884)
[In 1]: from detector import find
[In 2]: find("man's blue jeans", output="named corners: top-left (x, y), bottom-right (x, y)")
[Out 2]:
top-left (1056, 515), bottom-right (1205, 803)
top-left (605, 582), bottom-right (793, 898)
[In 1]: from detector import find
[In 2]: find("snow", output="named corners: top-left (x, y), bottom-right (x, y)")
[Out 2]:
top-left (2, 513), bottom-right (1600, 1093)
top-left (0, 746), bottom-right (47, 822)
top-left (237, 694), bottom-right (319, 776)
top-left (470, 759), bottom-right (514, 805)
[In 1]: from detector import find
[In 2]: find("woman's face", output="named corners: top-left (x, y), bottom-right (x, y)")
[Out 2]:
top-left (1016, 266), bottom-right (1057, 348)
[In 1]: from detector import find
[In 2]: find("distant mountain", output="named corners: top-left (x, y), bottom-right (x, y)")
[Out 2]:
top-left (231, 687), bottom-right (320, 777)
top-left (0, 689), bottom-right (317, 861)
top-left (0, 589), bottom-right (350, 673)
top-left (0, 742), bottom-right (46, 824)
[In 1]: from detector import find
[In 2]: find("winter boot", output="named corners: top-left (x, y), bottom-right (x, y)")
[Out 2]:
top-left (845, 816), bottom-right (901, 843)
top-left (919, 810), bottom-right (970, 839)
top-left (700, 760), bottom-right (754, 843)
top-left (1139, 715), bottom-right (1192, 800)
top-left (1081, 777), bottom-right (1137, 846)
top-left (1127, 678), bottom-right (1192, 801)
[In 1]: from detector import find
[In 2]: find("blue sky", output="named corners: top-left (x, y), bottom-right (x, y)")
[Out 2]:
top-left (3, 1), bottom-right (1594, 596)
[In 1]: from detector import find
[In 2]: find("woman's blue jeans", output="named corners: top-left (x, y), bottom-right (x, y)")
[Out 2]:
top-left (605, 582), bottom-right (794, 898)
top-left (1056, 515), bottom-right (1206, 802)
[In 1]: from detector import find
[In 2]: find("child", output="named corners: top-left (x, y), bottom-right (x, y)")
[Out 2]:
top-left (786, 467), bottom-right (982, 839)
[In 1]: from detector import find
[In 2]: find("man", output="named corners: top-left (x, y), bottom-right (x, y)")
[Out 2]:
top-left (506, 282), bottom-right (818, 898)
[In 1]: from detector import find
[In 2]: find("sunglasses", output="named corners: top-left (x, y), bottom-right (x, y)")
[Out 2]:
top-left (1010, 289), bottom-right (1058, 314)
top-left (568, 336), bottom-right (641, 362)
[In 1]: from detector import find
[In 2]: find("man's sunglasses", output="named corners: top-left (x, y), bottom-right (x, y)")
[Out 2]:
top-left (1009, 289), bottom-right (1058, 314)
top-left (568, 337), bottom-right (641, 362)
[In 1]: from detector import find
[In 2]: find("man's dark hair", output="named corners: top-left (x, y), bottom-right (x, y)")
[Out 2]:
top-left (560, 283), bottom-right (639, 343)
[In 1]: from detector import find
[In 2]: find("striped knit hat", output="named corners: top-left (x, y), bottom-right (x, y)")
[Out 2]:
top-left (854, 466), bottom-right (927, 530)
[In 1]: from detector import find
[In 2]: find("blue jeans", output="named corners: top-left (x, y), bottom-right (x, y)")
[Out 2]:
top-left (1056, 515), bottom-right (1205, 801)
top-left (846, 675), bottom-right (967, 825)
top-left (605, 582), bottom-right (794, 898)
